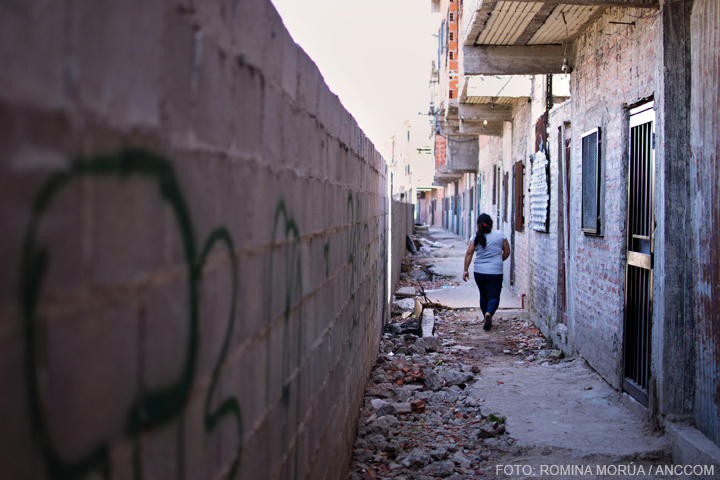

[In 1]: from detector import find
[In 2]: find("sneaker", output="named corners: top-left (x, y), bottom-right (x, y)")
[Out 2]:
top-left (483, 313), bottom-right (492, 331)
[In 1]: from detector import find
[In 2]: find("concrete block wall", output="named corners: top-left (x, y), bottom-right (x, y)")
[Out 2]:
top-left (0, 1), bottom-right (390, 479)
top-left (392, 201), bottom-right (414, 291)
top-left (569, 7), bottom-right (656, 388)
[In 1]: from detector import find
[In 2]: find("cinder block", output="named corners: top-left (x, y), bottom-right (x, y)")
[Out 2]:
top-left (192, 37), bottom-right (237, 149)
top-left (297, 49), bottom-right (320, 118)
top-left (217, 159), bottom-right (253, 252)
top-left (316, 82), bottom-right (334, 133)
top-left (0, 333), bottom-right (43, 480)
top-left (192, 0), bottom-right (237, 52)
top-left (235, 252), bottom-right (268, 345)
top-left (0, 0), bottom-right (66, 109)
top-left (164, 152), bottom-right (221, 267)
top-left (0, 150), bottom-right (83, 308)
top-left (71, 0), bottom-right (164, 129)
top-left (237, 419), bottom-right (270, 480)
top-left (43, 303), bottom-right (138, 460)
top-left (261, 83), bottom-right (284, 167)
top-left (281, 102), bottom-right (301, 171)
top-left (89, 174), bottom-right (166, 285)
top-left (230, 0), bottom-right (268, 70)
top-left (294, 424), bottom-right (311, 479)
top-left (161, 6), bottom-right (197, 141)
top-left (280, 32), bottom-right (299, 102)
top-left (178, 393), bottom-right (206, 480)
top-left (140, 422), bottom-right (181, 480)
top-left (293, 113), bottom-right (315, 179)
top-left (197, 259), bottom-right (235, 381)
top-left (227, 337), bottom-right (267, 437)
top-left (252, 1), bottom-right (288, 92)
top-left (230, 60), bottom-right (264, 154)
top-left (144, 278), bottom-right (191, 390)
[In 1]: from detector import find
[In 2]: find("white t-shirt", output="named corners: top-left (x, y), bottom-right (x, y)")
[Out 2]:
top-left (470, 229), bottom-right (507, 275)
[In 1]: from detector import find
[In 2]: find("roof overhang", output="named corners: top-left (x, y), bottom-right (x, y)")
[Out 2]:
top-left (461, 0), bottom-right (659, 75)
top-left (459, 120), bottom-right (503, 136)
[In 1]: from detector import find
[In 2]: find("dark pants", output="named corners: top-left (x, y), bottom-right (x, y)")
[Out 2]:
top-left (473, 272), bottom-right (503, 316)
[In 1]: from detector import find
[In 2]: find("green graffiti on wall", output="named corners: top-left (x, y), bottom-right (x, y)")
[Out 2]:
top-left (266, 199), bottom-right (304, 480)
top-left (19, 148), bottom-right (242, 480)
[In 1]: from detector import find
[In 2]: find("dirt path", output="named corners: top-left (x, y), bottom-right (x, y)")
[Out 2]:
top-left (347, 229), bottom-right (673, 480)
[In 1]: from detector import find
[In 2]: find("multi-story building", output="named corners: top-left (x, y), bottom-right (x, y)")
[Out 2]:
top-left (388, 115), bottom-right (438, 224)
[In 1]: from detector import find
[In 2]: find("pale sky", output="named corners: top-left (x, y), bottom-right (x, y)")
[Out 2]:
top-left (269, 0), bottom-right (439, 152)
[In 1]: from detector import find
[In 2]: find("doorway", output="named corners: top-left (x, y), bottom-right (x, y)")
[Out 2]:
top-left (623, 102), bottom-right (655, 406)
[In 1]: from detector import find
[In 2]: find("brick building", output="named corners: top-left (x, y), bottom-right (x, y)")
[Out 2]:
top-left (429, 0), bottom-right (720, 461)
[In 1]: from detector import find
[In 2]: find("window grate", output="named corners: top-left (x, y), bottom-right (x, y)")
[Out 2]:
top-left (581, 127), bottom-right (601, 234)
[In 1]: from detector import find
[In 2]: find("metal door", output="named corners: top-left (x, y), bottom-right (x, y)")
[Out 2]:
top-left (623, 102), bottom-right (655, 406)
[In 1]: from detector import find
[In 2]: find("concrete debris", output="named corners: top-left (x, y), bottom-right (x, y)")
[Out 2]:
top-left (425, 460), bottom-right (455, 477)
top-left (393, 298), bottom-right (416, 310)
top-left (349, 321), bottom-right (510, 479)
top-left (351, 228), bottom-right (674, 479)
top-left (395, 287), bottom-right (417, 298)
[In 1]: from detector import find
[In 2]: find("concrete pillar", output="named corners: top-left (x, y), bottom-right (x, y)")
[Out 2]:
top-left (652, 0), bottom-right (695, 421)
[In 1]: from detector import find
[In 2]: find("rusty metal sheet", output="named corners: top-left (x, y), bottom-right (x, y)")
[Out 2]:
top-left (692, 0), bottom-right (720, 447)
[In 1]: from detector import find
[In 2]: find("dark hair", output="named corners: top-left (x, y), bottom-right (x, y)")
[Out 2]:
top-left (474, 214), bottom-right (493, 248)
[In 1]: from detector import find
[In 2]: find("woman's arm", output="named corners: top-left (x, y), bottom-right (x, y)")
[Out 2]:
top-left (502, 239), bottom-right (511, 261)
top-left (463, 240), bottom-right (475, 281)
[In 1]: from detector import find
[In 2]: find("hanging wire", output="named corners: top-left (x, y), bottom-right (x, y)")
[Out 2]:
top-left (435, 133), bottom-right (482, 143)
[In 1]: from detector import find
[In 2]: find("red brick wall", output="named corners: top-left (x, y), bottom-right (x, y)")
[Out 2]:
top-left (569, 7), bottom-right (657, 387)
top-left (435, 134), bottom-right (447, 168)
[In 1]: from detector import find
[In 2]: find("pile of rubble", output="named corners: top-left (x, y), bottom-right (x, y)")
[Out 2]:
top-left (349, 328), bottom-right (514, 480)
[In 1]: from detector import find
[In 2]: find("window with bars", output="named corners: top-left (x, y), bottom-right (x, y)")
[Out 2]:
top-left (449, 32), bottom-right (454, 41)
top-left (581, 127), bottom-right (602, 234)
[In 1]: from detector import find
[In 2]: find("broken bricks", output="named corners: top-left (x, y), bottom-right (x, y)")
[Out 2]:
top-left (410, 399), bottom-right (425, 414)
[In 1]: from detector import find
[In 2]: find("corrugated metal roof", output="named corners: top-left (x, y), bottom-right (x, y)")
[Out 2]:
top-left (476, 1), bottom-right (543, 45)
top-left (528, 5), bottom-right (601, 45)
top-left (471, 1), bottom-right (603, 47)
top-left (464, 96), bottom-right (518, 105)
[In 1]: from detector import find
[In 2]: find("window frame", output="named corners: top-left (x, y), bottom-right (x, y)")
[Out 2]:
top-left (581, 127), bottom-right (602, 235)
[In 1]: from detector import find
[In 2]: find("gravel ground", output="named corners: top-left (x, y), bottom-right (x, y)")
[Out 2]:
top-left (347, 238), bottom-right (672, 480)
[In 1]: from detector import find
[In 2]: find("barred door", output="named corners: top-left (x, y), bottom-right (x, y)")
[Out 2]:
top-left (623, 102), bottom-right (655, 406)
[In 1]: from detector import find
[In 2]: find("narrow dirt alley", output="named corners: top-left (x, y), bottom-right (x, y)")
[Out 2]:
top-left (348, 228), bottom-right (673, 480)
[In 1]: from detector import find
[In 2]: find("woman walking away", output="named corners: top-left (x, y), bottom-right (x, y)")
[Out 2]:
top-left (463, 214), bottom-right (510, 331)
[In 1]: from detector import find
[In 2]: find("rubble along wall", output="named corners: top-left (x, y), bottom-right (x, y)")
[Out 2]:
top-left (0, 1), bottom-right (389, 479)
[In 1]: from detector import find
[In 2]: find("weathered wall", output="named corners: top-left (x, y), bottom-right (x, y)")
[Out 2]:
top-left (530, 100), bottom-right (571, 344)
top-left (569, 7), bottom-right (657, 388)
top-left (392, 201), bottom-right (414, 293)
top-left (690, 0), bottom-right (720, 446)
top-left (0, 1), bottom-right (390, 479)
top-left (653, 0), bottom-right (695, 424)
top-left (508, 100), bottom-right (532, 295)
